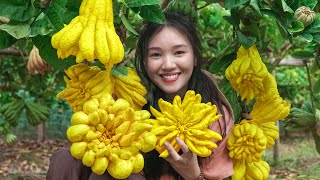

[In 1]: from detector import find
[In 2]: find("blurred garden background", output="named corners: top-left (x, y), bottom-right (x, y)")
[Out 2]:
top-left (0, 0), bottom-right (320, 179)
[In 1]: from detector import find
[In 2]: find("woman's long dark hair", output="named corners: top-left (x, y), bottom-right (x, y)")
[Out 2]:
top-left (135, 12), bottom-right (229, 180)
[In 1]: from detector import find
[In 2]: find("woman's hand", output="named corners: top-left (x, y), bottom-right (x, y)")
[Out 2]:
top-left (164, 137), bottom-right (201, 180)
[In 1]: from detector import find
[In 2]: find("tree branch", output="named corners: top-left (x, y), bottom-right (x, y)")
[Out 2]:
top-left (161, 0), bottom-right (171, 9)
top-left (0, 48), bottom-right (27, 56)
top-left (276, 57), bottom-right (305, 67)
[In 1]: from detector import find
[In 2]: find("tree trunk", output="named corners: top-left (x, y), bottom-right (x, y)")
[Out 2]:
top-left (37, 122), bottom-right (45, 142)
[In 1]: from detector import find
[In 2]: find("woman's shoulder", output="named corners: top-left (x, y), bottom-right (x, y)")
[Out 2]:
top-left (201, 69), bottom-right (222, 86)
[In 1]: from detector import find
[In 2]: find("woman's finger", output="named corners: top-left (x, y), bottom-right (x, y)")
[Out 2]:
top-left (176, 137), bottom-right (189, 154)
top-left (164, 142), bottom-right (181, 161)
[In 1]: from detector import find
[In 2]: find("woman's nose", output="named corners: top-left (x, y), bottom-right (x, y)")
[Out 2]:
top-left (161, 55), bottom-right (176, 70)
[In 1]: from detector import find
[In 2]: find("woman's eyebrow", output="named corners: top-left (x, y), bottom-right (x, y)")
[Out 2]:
top-left (148, 47), bottom-right (161, 51)
top-left (148, 44), bottom-right (188, 50)
top-left (173, 44), bottom-right (188, 48)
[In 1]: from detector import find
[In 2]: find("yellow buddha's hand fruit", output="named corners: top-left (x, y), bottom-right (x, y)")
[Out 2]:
top-left (249, 93), bottom-right (291, 124)
top-left (91, 157), bottom-right (109, 175)
top-left (225, 45), bottom-right (291, 180)
top-left (51, 0), bottom-right (124, 66)
top-left (107, 154), bottom-right (133, 179)
top-left (131, 153), bottom-right (144, 173)
top-left (150, 90), bottom-right (222, 158)
top-left (232, 160), bottom-right (270, 180)
top-left (227, 122), bottom-right (267, 163)
top-left (70, 142), bottom-right (88, 159)
top-left (57, 63), bottom-right (114, 112)
top-left (67, 124), bottom-right (91, 142)
top-left (225, 45), bottom-right (269, 104)
top-left (67, 94), bottom-right (156, 178)
top-left (113, 67), bottom-right (147, 110)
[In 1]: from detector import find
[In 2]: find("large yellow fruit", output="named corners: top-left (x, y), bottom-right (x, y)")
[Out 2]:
top-left (57, 64), bottom-right (114, 112)
top-left (51, 0), bottom-right (124, 65)
top-left (150, 90), bottom-right (222, 157)
top-left (67, 94), bottom-right (156, 178)
top-left (225, 45), bottom-right (269, 104)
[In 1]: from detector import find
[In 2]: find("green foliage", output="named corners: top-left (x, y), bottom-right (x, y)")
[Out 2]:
top-left (276, 66), bottom-right (308, 106)
top-left (0, 54), bottom-right (66, 142)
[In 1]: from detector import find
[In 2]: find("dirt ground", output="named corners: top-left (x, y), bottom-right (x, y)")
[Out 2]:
top-left (0, 136), bottom-right (319, 180)
top-left (0, 139), bottom-right (70, 180)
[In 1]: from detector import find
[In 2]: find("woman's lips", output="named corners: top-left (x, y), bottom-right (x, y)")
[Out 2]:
top-left (161, 73), bottom-right (180, 82)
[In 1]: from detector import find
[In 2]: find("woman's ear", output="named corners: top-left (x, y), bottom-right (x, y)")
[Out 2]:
top-left (194, 58), bottom-right (197, 66)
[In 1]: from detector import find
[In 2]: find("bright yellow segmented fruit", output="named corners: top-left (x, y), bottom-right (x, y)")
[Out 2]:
top-left (249, 94), bottom-right (291, 124)
top-left (149, 90), bottom-right (222, 158)
top-left (51, 0), bottom-right (124, 66)
top-left (227, 122), bottom-right (267, 163)
top-left (225, 44), bottom-right (291, 180)
top-left (56, 64), bottom-right (114, 112)
top-left (113, 67), bottom-right (147, 110)
top-left (232, 160), bottom-right (270, 180)
top-left (225, 45), bottom-right (269, 104)
top-left (66, 94), bottom-right (156, 178)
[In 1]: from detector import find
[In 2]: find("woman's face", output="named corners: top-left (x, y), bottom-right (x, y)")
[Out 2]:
top-left (146, 27), bottom-right (195, 100)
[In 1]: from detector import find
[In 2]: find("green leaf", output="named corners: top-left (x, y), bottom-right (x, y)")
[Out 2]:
top-left (224, 0), bottom-right (250, 10)
top-left (223, 9), bottom-right (240, 27)
top-left (0, 22), bottom-right (31, 39)
top-left (249, 0), bottom-right (261, 16)
top-left (125, 0), bottom-right (162, 7)
top-left (0, 0), bottom-right (37, 21)
top-left (303, 0), bottom-right (318, 9)
top-left (281, 0), bottom-right (294, 13)
top-left (54, 0), bottom-right (68, 7)
top-left (130, 7), bottom-right (141, 13)
top-left (209, 53), bottom-right (236, 75)
top-left (291, 50), bottom-right (314, 59)
top-left (32, 35), bottom-right (76, 70)
top-left (65, 0), bottom-right (82, 11)
top-left (300, 33), bottom-right (313, 42)
top-left (139, 5), bottom-right (165, 23)
top-left (124, 35), bottom-right (138, 48)
top-left (304, 18), bottom-right (320, 34)
top-left (313, 79), bottom-right (320, 94)
top-left (30, 17), bottom-right (53, 37)
top-left (111, 65), bottom-right (128, 76)
top-left (312, 33), bottom-right (320, 43)
top-left (287, 21), bottom-right (304, 34)
top-left (0, 30), bottom-right (16, 49)
top-left (237, 31), bottom-right (256, 49)
top-left (120, 15), bottom-right (138, 35)
top-left (261, 9), bottom-right (287, 28)
top-left (44, 1), bottom-right (68, 32)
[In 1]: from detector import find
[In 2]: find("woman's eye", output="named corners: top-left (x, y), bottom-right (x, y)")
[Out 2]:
top-left (149, 53), bottom-right (161, 57)
top-left (175, 51), bottom-right (185, 55)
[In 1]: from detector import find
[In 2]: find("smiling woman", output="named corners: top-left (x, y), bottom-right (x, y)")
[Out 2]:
top-left (134, 12), bottom-right (235, 180)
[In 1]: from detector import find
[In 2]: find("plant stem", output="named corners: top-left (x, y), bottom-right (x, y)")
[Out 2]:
top-left (305, 61), bottom-right (316, 116)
